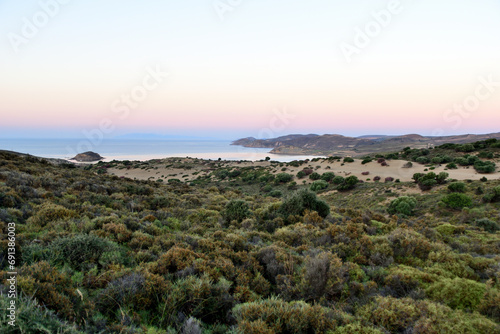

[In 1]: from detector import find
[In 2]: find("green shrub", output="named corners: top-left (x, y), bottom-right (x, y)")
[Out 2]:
top-left (278, 189), bottom-right (330, 218)
top-left (232, 297), bottom-right (335, 334)
top-left (343, 157), bottom-right (354, 163)
top-left (310, 180), bottom-right (328, 192)
top-left (431, 157), bottom-right (443, 164)
top-left (387, 196), bottom-right (417, 216)
top-left (416, 156), bottom-right (430, 164)
top-left (224, 200), bottom-right (251, 223)
top-left (321, 172), bottom-right (335, 182)
top-left (441, 193), bottom-right (472, 209)
top-left (0, 293), bottom-right (83, 334)
top-left (477, 151), bottom-right (494, 159)
top-left (296, 171), bottom-right (306, 179)
top-left (358, 296), bottom-right (498, 334)
top-left (445, 162), bottom-right (457, 169)
top-left (332, 176), bottom-right (344, 185)
top-left (268, 190), bottom-right (283, 198)
top-left (483, 186), bottom-right (500, 203)
top-left (474, 160), bottom-right (496, 173)
top-left (309, 172), bottom-right (321, 180)
top-left (332, 323), bottom-right (383, 334)
top-left (426, 277), bottom-right (486, 310)
top-left (458, 144), bottom-right (475, 152)
top-left (448, 182), bottom-right (465, 193)
top-left (337, 175), bottom-right (359, 191)
top-left (436, 172), bottom-right (449, 184)
top-left (275, 173), bottom-right (293, 183)
top-left (51, 234), bottom-right (112, 271)
top-left (475, 218), bottom-right (499, 233)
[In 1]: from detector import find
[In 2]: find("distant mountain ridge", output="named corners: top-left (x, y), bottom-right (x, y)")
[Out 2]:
top-left (232, 132), bottom-right (500, 156)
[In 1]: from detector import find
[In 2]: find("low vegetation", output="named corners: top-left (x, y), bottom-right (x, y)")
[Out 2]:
top-left (0, 142), bottom-right (499, 333)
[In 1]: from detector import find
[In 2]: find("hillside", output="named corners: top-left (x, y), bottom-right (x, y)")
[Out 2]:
top-left (0, 147), bottom-right (499, 333)
top-left (232, 132), bottom-right (500, 156)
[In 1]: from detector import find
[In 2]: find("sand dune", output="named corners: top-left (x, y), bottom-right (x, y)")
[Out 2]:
top-left (107, 157), bottom-right (499, 183)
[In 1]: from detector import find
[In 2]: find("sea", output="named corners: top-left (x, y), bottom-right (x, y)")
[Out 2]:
top-left (0, 139), bottom-right (322, 162)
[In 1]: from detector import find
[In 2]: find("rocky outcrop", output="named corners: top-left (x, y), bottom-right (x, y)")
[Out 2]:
top-left (71, 151), bottom-right (103, 162)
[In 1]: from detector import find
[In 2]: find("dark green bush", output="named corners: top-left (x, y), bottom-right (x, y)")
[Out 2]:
top-left (224, 200), bottom-right (251, 223)
top-left (275, 173), bottom-right (293, 183)
top-left (387, 196), bottom-right (417, 216)
top-left (475, 218), bottom-right (499, 233)
top-left (446, 162), bottom-right (458, 169)
top-left (321, 172), bottom-right (335, 182)
top-left (441, 193), bottom-right (472, 209)
top-left (309, 172), bottom-right (321, 180)
top-left (337, 175), bottom-right (359, 191)
top-left (474, 160), bottom-right (496, 173)
top-left (310, 180), bottom-right (328, 192)
top-left (296, 171), bottom-right (306, 179)
top-left (278, 189), bottom-right (330, 218)
top-left (448, 182), bottom-right (466, 193)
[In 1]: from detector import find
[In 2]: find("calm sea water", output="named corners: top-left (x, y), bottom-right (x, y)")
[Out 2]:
top-left (0, 139), bottom-right (321, 162)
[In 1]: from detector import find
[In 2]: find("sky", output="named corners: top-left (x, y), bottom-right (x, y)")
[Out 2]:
top-left (1, 0), bottom-right (500, 139)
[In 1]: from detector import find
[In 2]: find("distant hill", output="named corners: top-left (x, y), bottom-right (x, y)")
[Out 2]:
top-left (232, 132), bottom-right (500, 156)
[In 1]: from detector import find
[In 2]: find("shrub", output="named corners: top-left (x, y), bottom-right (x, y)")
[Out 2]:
top-left (232, 297), bottom-right (335, 334)
top-left (446, 162), bottom-right (458, 169)
top-left (296, 171), bottom-right (306, 179)
top-left (51, 234), bottom-right (112, 271)
top-left (302, 168), bottom-right (313, 176)
top-left (275, 173), bottom-right (293, 183)
top-left (321, 172), bottom-right (335, 182)
top-left (455, 157), bottom-right (470, 166)
top-left (431, 157), bottom-right (443, 164)
top-left (448, 182), bottom-right (465, 193)
top-left (224, 200), bottom-right (251, 223)
top-left (483, 186), bottom-right (500, 203)
top-left (344, 157), bottom-right (354, 163)
top-left (268, 190), bottom-right (283, 198)
top-left (387, 196), bottom-right (417, 216)
top-left (458, 144), bottom-right (475, 152)
top-left (337, 176), bottom-right (359, 191)
top-left (402, 162), bottom-right (413, 168)
top-left (386, 153), bottom-right (399, 160)
top-left (426, 277), bottom-right (486, 310)
top-left (441, 193), bottom-right (472, 209)
top-left (278, 189), bottom-right (330, 218)
top-left (373, 176), bottom-right (381, 182)
top-left (332, 176), bottom-right (344, 185)
top-left (416, 156), bottom-right (430, 164)
top-left (309, 172), bottom-right (321, 180)
top-left (361, 171), bottom-right (370, 175)
top-left (358, 296), bottom-right (498, 334)
top-left (475, 218), bottom-right (499, 233)
top-left (474, 160), bottom-right (496, 173)
top-left (436, 172), bottom-right (449, 184)
top-left (361, 158), bottom-right (373, 165)
top-left (27, 203), bottom-right (77, 227)
top-left (384, 177), bottom-right (394, 183)
top-left (310, 180), bottom-right (328, 192)
top-left (0, 293), bottom-right (82, 333)
top-left (18, 262), bottom-right (80, 319)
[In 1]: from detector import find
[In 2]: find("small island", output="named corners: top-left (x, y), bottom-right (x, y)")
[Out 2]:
top-left (71, 151), bottom-right (104, 162)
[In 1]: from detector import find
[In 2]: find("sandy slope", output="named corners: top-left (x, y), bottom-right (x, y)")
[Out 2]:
top-left (107, 157), bottom-right (500, 183)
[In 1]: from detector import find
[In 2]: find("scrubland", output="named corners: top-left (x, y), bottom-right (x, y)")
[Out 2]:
top-left (0, 139), bottom-right (499, 333)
